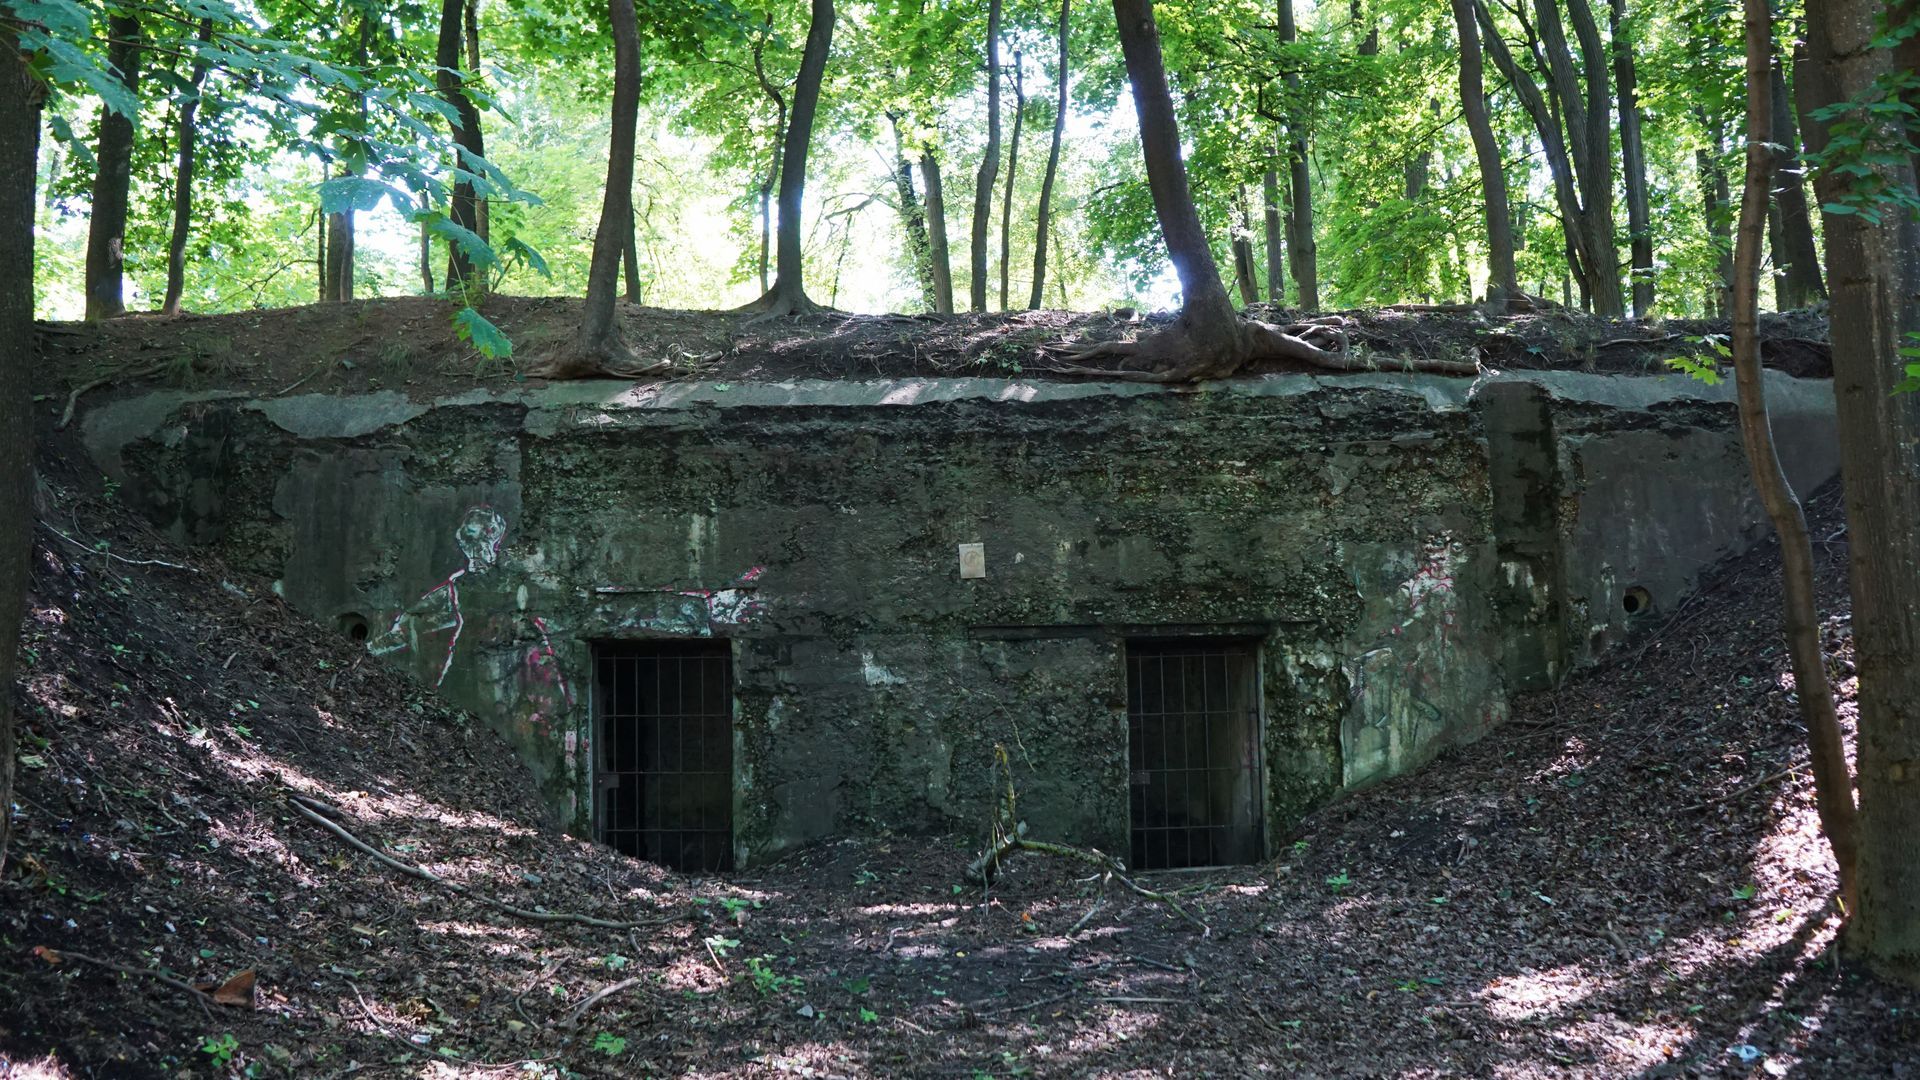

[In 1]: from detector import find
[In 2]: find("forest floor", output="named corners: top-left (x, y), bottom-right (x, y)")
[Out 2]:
top-left (7, 358), bottom-right (1918, 1077)
top-left (34, 296), bottom-right (1834, 407)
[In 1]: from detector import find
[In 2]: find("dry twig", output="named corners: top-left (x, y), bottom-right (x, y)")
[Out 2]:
top-left (288, 794), bottom-right (668, 930)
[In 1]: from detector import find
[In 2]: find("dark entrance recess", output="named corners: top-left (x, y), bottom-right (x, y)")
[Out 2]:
top-left (1126, 640), bottom-right (1265, 870)
top-left (593, 640), bottom-right (734, 872)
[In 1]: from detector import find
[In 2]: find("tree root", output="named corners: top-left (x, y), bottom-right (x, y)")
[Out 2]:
top-left (289, 794), bottom-right (672, 931)
top-left (527, 327), bottom-right (672, 380)
top-left (58, 360), bottom-right (170, 429)
top-left (1042, 315), bottom-right (1479, 381)
top-left (733, 284), bottom-right (826, 323)
top-left (35, 948), bottom-right (216, 1022)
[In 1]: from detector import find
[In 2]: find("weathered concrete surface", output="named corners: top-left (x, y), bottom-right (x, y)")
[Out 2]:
top-left (83, 370), bottom-right (1839, 864)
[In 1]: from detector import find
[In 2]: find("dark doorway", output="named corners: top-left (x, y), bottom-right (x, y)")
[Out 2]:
top-left (593, 640), bottom-right (734, 872)
top-left (1126, 640), bottom-right (1264, 869)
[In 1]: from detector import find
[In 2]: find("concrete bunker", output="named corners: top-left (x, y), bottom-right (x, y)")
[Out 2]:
top-left (79, 369), bottom-right (1842, 871)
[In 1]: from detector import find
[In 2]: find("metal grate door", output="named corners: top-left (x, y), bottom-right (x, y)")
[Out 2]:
top-left (1127, 641), bottom-right (1264, 870)
top-left (593, 640), bottom-right (734, 872)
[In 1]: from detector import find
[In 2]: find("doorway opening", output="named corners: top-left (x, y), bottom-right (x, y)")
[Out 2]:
top-left (592, 640), bottom-right (734, 872)
top-left (1126, 640), bottom-right (1264, 869)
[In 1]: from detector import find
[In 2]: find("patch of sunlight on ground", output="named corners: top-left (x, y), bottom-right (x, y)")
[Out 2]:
top-left (1478, 963), bottom-right (1598, 1021)
top-left (0, 1055), bottom-right (79, 1079)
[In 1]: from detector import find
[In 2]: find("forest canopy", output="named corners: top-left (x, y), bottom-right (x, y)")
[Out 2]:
top-left (15, 0), bottom-right (1854, 324)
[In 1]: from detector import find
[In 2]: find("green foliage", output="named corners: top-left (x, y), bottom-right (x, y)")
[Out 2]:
top-left (452, 306), bottom-right (513, 361)
top-left (743, 955), bottom-right (802, 996)
top-left (1666, 335), bottom-right (1730, 386)
top-left (591, 1031), bottom-right (628, 1056)
top-left (199, 1032), bottom-right (239, 1068)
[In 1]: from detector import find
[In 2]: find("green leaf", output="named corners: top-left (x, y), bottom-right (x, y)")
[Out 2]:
top-left (318, 177), bottom-right (407, 215)
top-left (452, 307), bottom-right (513, 360)
top-left (422, 215), bottom-right (498, 270)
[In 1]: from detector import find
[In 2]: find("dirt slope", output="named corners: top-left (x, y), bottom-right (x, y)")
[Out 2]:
top-left (4, 436), bottom-right (1916, 1077)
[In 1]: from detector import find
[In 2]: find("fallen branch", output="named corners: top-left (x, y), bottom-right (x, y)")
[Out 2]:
top-left (41, 948), bottom-right (215, 1022)
top-left (288, 795), bottom-right (667, 931)
top-left (966, 747), bottom-right (1210, 936)
top-left (976, 989), bottom-right (1075, 1018)
top-left (560, 977), bottom-right (641, 1027)
top-left (1679, 767), bottom-right (1803, 813)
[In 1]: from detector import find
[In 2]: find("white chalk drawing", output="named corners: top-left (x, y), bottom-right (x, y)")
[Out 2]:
top-left (368, 505), bottom-right (507, 685)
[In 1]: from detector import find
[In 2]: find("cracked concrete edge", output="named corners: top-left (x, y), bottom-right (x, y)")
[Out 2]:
top-left (79, 370), bottom-right (1835, 466)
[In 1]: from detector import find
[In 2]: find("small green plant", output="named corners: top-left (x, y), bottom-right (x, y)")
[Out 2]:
top-left (1325, 871), bottom-right (1352, 895)
top-left (743, 956), bottom-right (802, 996)
top-left (200, 1033), bottom-right (239, 1068)
top-left (603, 953), bottom-right (630, 971)
top-left (1732, 883), bottom-right (1759, 901)
top-left (704, 934), bottom-right (740, 959)
top-left (591, 1031), bottom-right (628, 1056)
top-left (859, 1006), bottom-right (878, 1023)
top-left (1665, 336), bottom-right (1729, 386)
top-left (853, 869), bottom-right (879, 886)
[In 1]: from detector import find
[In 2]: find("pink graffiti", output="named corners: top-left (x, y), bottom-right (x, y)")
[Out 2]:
top-left (520, 615), bottom-right (576, 736)
top-left (368, 505), bottom-right (508, 686)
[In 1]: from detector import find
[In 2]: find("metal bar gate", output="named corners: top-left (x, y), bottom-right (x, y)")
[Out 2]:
top-left (593, 640), bottom-right (734, 872)
top-left (1126, 641), bottom-right (1264, 870)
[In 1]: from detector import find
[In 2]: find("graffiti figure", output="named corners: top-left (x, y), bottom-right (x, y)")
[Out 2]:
top-left (368, 505), bottom-right (507, 686)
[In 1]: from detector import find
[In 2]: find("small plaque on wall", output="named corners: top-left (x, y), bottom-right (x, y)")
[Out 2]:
top-left (957, 542), bottom-right (986, 579)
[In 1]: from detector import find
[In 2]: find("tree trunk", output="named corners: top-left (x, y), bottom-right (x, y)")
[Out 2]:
top-left (1545, 0), bottom-right (1623, 315)
top-left (998, 50), bottom-right (1025, 311)
top-left (84, 12), bottom-right (141, 321)
top-left (970, 0), bottom-right (1003, 312)
top-left (324, 196), bottom-right (354, 302)
top-left (1729, 0), bottom-right (1861, 921)
top-left (1112, 0), bottom-right (1243, 361)
top-left (1263, 165), bottom-right (1284, 302)
top-left (534, 0), bottom-right (645, 378)
top-left (316, 209), bottom-right (327, 301)
top-left (1278, 0), bottom-right (1318, 310)
top-left (622, 200), bottom-right (642, 302)
top-left (323, 15), bottom-right (371, 304)
top-left (752, 26), bottom-right (787, 298)
top-left (923, 152), bottom-right (956, 313)
top-left (437, 0), bottom-right (484, 291)
top-left (1030, 0), bottom-right (1070, 310)
top-left (1451, 0), bottom-right (1517, 306)
top-left (161, 18), bottom-right (213, 316)
top-left (1478, 0), bottom-right (1621, 316)
top-left (1232, 184), bottom-right (1258, 305)
top-left (419, 192), bottom-right (436, 293)
top-left (889, 115), bottom-right (937, 310)
top-left (0, 34), bottom-right (45, 875)
top-left (1697, 119), bottom-right (1735, 317)
top-left (1065, 0), bottom-right (1480, 382)
top-left (742, 0), bottom-right (834, 315)
top-left (466, 0), bottom-right (488, 245)
top-left (1802, 0), bottom-right (1920, 986)
top-left (1611, 0), bottom-right (1653, 317)
top-left (1770, 43), bottom-right (1825, 309)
